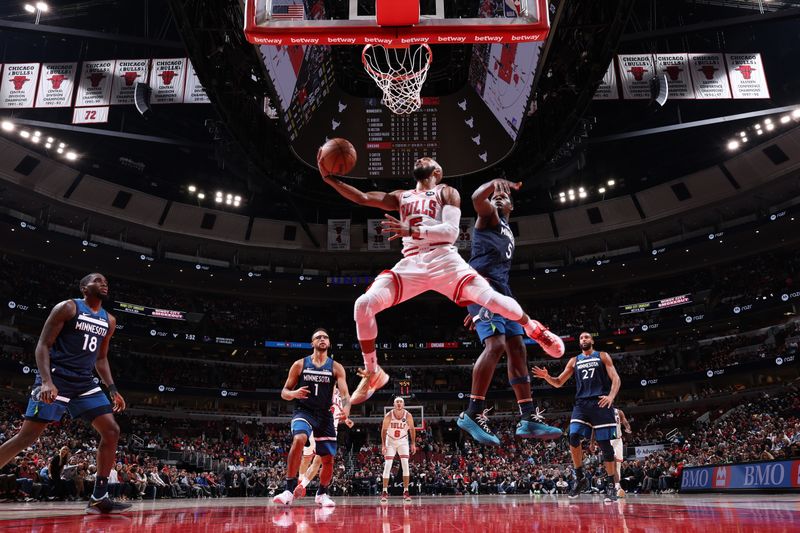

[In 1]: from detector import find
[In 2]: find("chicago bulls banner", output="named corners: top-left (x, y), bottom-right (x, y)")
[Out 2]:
top-left (110, 59), bottom-right (150, 105)
top-left (655, 54), bottom-right (695, 99)
top-left (592, 60), bottom-right (619, 100)
top-left (327, 219), bottom-right (351, 250)
top-left (726, 53), bottom-right (770, 99)
top-left (367, 218), bottom-right (390, 251)
top-left (688, 53), bottom-right (732, 99)
top-left (149, 58), bottom-right (188, 104)
top-left (75, 60), bottom-right (115, 107)
top-left (618, 54), bottom-right (655, 99)
top-left (0, 63), bottom-right (41, 109)
top-left (184, 61), bottom-right (211, 104)
top-left (456, 218), bottom-right (475, 251)
top-left (35, 62), bottom-right (78, 108)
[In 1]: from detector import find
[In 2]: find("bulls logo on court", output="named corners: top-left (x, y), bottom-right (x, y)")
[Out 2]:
top-left (88, 72), bottom-right (106, 88)
top-left (736, 65), bottom-right (755, 80)
top-left (713, 466), bottom-right (730, 488)
top-left (159, 70), bottom-right (176, 85)
top-left (122, 71), bottom-right (140, 86)
top-left (628, 66), bottom-right (648, 81)
top-left (48, 74), bottom-right (67, 89)
top-left (10, 75), bottom-right (30, 90)
top-left (699, 65), bottom-right (717, 80)
top-left (664, 65), bottom-right (683, 81)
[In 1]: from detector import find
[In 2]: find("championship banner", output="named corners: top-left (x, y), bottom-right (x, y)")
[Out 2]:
top-left (110, 59), bottom-right (149, 105)
top-left (635, 444), bottom-right (665, 459)
top-left (726, 53), bottom-right (770, 99)
top-left (75, 60), bottom-right (115, 107)
top-left (593, 60), bottom-right (619, 100)
top-left (184, 61), bottom-right (210, 104)
top-left (688, 53), bottom-right (731, 100)
top-left (327, 219), bottom-right (351, 250)
top-left (0, 63), bottom-right (40, 109)
top-left (35, 62), bottom-right (77, 108)
top-left (655, 54), bottom-right (695, 99)
top-left (456, 218), bottom-right (475, 251)
top-left (149, 58), bottom-right (188, 104)
top-left (618, 54), bottom-right (655, 99)
top-left (367, 218), bottom-right (389, 251)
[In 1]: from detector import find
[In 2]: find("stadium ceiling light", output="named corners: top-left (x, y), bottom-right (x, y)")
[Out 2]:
top-left (766, 123), bottom-right (775, 131)
top-left (780, 115), bottom-right (791, 124)
top-left (607, 179), bottom-right (615, 186)
top-left (742, 137), bottom-right (749, 143)
top-left (739, 131), bottom-right (746, 137)
top-left (559, 192), bottom-right (565, 197)
top-left (567, 189), bottom-right (574, 195)
top-left (58, 142), bottom-right (65, 148)
top-left (234, 195), bottom-right (241, 202)
top-left (1, 120), bottom-right (14, 131)
top-left (45, 142), bottom-right (52, 148)
top-left (764, 118), bottom-right (772, 125)
top-left (31, 136), bottom-right (39, 143)
top-left (578, 191), bottom-right (587, 199)
top-left (756, 129), bottom-right (764, 135)
top-left (20, 130), bottom-right (30, 138)
top-left (35, 1), bottom-right (48, 11)
top-left (598, 187), bottom-right (606, 194)
top-left (24, 4), bottom-right (36, 13)
top-left (727, 140), bottom-right (740, 150)
top-left (559, 197), bottom-right (566, 203)
top-left (33, 130), bottom-right (40, 137)
top-left (188, 185), bottom-right (197, 193)
top-left (793, 109), bottom-right (800, 119)
top-left (233, 201), bottom-right (241, 207)
top-left (225, 198), bottom-right (232, 205)
top-left (578, 187), bottom-right (585, 193)
top-left (197, 192), bottom-right (205, 200)
top-left (214, 196), bottom-right (222, 203)
top-left (46, 136), bottom-right (53, 142)
top-left (65, 151), bottom-right (77, 160)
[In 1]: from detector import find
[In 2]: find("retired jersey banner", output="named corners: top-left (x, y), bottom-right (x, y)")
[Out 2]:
top-left (0, 63), bottom-right (40, 109)
top-left (75, 60), bottom-right (115, 107)
top-left (688, 54), bottom-right (731, 100)
top-left (726, 53), bottom-right (770, 99)
top-left (593, 61), bottom-right (619, 100)
top-left (110, 59), bottom-right (149, 105)
top-left (35, 63), bottom-right (77, 108)
top-left (367, 218), bottom-right (390, 251)
top-left (328, 219), bottom-right (351, 250)
top-left (184, 61), bottom-right (210, 104)
top-left (655, 54), bottom-right (695, 99)
top-left (456, 218), bottom-right (475, 251)
top-left (618, 54), bottom-right (655, 100)
top-left (149, 58), bottom-right (188, 104)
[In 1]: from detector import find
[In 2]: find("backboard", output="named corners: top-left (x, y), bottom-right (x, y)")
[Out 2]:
top-left (244, 0), bottom-right (550, 46)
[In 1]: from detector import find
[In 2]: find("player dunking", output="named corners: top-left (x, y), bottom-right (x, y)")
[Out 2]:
top-left (293, 387), bottom-right (354, 500)
top-left (533, 332), bottom-right (622, 502)
top-left (380, 397), bottom-right (417, 503)
top-left (319, 156), bottom-right (564, 404)
top-left (457, 178), bottom-right (563, 445)
top-left (0, 273), bottom-right (129, 514)
top-left (274, 329), bottom-right (350, 507)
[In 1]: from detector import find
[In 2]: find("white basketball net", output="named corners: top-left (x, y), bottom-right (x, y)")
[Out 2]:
top-left (362, 44), bottom-right (432, 115)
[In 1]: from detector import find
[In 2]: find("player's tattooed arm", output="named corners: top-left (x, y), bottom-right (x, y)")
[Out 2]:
top-left (35, 299), bottom-right (75, 403)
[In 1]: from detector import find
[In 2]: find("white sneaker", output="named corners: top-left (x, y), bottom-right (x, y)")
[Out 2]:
top-left (273, 490), bottom-right (294, 505)
top-left (315, 493), bottom-right (336, 507)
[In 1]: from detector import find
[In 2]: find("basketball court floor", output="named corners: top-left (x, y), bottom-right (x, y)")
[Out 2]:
top-left (0, 494), bottom-right (797, 532)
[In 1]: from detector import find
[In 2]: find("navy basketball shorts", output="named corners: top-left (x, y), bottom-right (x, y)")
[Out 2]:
top-left (291, 408), bottom-right (337, 456)
top-left (569, 398), bottom-right (618, 441)
top-left (467, 303), bottom-right (525, 343)
top-left (24, 378), bottom-right (112, 424)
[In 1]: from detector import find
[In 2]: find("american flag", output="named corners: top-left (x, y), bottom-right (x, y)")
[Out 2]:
top-left (272, 0), bottom-right (306, 21)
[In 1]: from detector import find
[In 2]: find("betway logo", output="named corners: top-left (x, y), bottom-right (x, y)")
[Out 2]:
top-left (255, 37), bottom-right (284, 45)
top-left (437, 36), bottom-right (466, 44)
top-left (326, 37), bottom-right (357, 45)
top-left (365, 37), bottom-right (394, 45)
top-left (400, 37), bottom-right (430, 44)
top-left (473, 35), bottom-right (503, 43)
top-left (291, 37), bottom-right (320, 45)
top-left (512, 34), bottom-right (542, 41)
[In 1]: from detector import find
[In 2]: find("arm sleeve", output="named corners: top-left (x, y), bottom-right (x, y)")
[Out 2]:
top-left (419, 204), bottom-right (461, 243)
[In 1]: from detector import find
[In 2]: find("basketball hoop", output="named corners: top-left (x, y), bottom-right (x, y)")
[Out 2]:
top-left (362, 43), bottom-right (432, 115)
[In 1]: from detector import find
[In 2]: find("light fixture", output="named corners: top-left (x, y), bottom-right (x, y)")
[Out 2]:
top-left (766, 123), bottom-right (775, 131)
top-left (226, 193), bottom-right (233, 200)
top-left (65, 152), bottom-right (77, 160)
top-left (24, 4), bottom-right (36, 13)
top-left (559, 192), bottom-right (565, 198)
top-left (567, 189), bottom-right (574, 195)
top-left (598, 187), bottom-right (606, 194)
top-left (234, 195), bottom-right (241, 202)
top-left (45, 143), bottom-right (52, 148)
top-left (33, 130), bottom-right (41, 137)
top-left (56, 147), bottom-right (63, 154)
top-left (579, 191), bottom-right (587, 199)
top-left (1, 121), bottom-right (14, 131)
top-left (233, 201), bottom-right (240, 207)
top-left (188, 185), bottom-right (197, 193)
top-left (780, 115), bottom-right (791, 124)
top-left (46, 136), bottom-right (53, 142)
top-left (215, 191), bottom-right (223, 197)
top-left (727, 140), bottom-right (739, 150)
top-left (58, 142), bottom-right (65, 148)
top-left (793, 109), bottom-right (800, 119)
top-left (560, 197), bottom-right (566, 203)
top-left (197, 192), bottom-right (205, 200)
top-left (739, 131), bottom-right (746, 137)
top-left (31, 136), bottom-right (39, 144)
top-left (225, 198), bottom-right (232, 205)
top-left (607, 179), bottom-right (615, 186)
top-left (35, 1), bottom-right (48, 11)
top-left (742, 137), bottom-right (748, 143)
top-left (757, 129), bottom-right (763, 136)
top-left (20, 130), bottom-right (30, 138)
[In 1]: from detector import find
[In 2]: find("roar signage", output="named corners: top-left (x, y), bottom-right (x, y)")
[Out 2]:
top-left (184, 61), bottom-right (210, 104)
top-left (593, 60), bottom-right (619, 100)
top-left (655, 54), bottom-right (695, 99)
top-left (618, 54), bottom-right (655, 99)
top-left (0, 63), bottom-right (41, 108)
top-left (35, 63), bottom-right (77, 108)
top-left (688, 54), bottom-right (731, 99)
top-left (149, 58), bottom-right (188, 104)
top-left (75, 60), bottom-right (115, 107)
top-left (110, 59), bottom-right (150, 105)
top-left (726, 53), bottom-right (770, 99)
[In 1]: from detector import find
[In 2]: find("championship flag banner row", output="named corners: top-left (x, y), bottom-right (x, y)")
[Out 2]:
top-left (0, 58), bottom-right (210, 109)
top-left (593, 52), bottom-right (768, 100)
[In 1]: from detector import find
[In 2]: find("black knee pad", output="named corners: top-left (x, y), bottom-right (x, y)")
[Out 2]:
top-left (568, 432), bottom-right (583, 448)
top-left (598, 440), bottom-right (614, 463)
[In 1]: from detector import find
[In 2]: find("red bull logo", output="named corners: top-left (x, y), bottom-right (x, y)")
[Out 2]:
top-left (699, 65), bottom-right (717, 80)
top-left (48, 74), bottom-right (67, 89)
top-left (159, 70), bottom-right (177, 85)
top-left (10, 75), bottom-right (30, 91)
top-left (88, 72), bottom-right (105, 88)
top-left (664, 65), bottom-right (683, 81)
top-left (628, 66), bottom-right (648, 81)
top-left (736, 64), bottom-right (755, 80)
top-left (122, 71), bottom-right (140, 86)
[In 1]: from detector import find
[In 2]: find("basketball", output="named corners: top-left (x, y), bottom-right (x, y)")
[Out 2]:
top-left (318, 138), bottom-right (357, 176)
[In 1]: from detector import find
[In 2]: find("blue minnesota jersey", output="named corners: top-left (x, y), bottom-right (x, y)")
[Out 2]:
top-left (574, 351), bottom-right (611, 399)
top-left (297, 356), bottom-right (335, 413)
top-left (40, 299), bottom-right (109, 382)
top-left (469, 216), bottom-right (515, 295)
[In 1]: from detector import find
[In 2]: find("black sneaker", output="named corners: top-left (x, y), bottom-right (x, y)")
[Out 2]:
top-left (568, 477), bottom-right (588, 499)
top-left (603, 479), bottom-right (618, 503)
top-left (86, 495), bottom-right (132, 514)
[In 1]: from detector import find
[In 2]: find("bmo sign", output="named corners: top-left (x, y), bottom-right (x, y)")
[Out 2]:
top-left (681, 460), bottom-right (800, 492)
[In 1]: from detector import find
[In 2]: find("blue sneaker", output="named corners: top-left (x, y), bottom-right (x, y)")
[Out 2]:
top-left (515, 407), bottom-right (563, 440)
top-left (457, 408), bottom-right (501, 446)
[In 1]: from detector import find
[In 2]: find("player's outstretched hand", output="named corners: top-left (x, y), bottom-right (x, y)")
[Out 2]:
top-left (381, 214), bottom-right (411, 241)
top-left (531, 366), bottom-right (550, 379)
top-left (112, 392), bottom-right (126, 413)
top-left (463, 312), bottom-right (475, 331)
top-left (598, 395), bottom-right (614, 408)
top-left (491, 179), bottom-right (522, 196)
top-left (293, 386), bottom-right (311, 400)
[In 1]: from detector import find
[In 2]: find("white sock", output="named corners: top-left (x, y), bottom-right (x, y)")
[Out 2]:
top-left (300, 476), bottom-right (310, 488)
top-left (363, 351), bottom-right (378, 373)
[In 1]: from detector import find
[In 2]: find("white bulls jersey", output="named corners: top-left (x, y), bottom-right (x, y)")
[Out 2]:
top-left (385, 409), bottom-right (410, 443)
top-left (613, 409), bottom-right (622, 441)
top-left (399, 184), bottom-right (450, 257)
